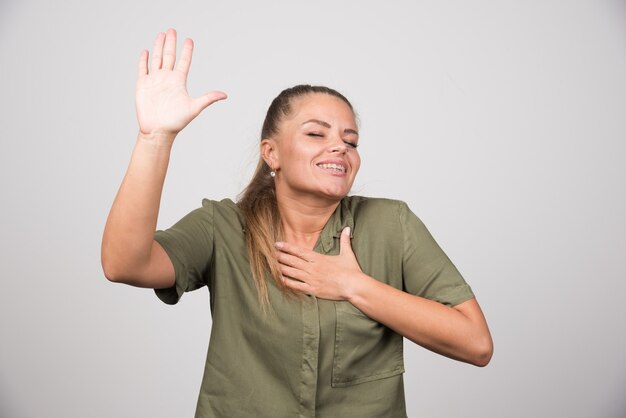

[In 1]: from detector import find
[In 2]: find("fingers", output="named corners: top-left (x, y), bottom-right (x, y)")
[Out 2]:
top-left (276, 250), bottom-right (309, 270)
top-left (137, 50), bottom-right (148, 77)
top-left (276, 244), bottom-right (313, 285)
top-left (162, 28), bottom-right (177, 70)
top-left (278, 264), bottom-right (303, 282)
top-left (339, 227), bottom-right (352, 256)
top-left (176, 38), bottom-right (194, 76)
top-left (274, 241), bottom-right (311, 261)
top-left (150, 32), bottom-right (165, 70)
top-left (282, 276), bottom-right (309, 293)
top-left (190, 91), bottom-right (228, 117)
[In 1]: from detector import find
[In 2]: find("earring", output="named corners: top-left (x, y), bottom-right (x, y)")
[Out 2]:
top-left (270, 170), bottom-right (276, 178)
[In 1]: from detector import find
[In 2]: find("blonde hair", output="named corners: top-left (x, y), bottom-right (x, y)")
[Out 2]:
top-left (237, 85), bottom-right (354, 310)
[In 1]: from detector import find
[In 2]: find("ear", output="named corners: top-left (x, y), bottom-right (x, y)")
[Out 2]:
top-left (261, 138), bottom-right (280, 170)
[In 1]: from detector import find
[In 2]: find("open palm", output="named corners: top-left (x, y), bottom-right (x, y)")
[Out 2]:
top-left (135, 29), bottom-right (226, 136)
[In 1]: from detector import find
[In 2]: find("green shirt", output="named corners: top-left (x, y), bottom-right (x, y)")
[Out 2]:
top-left (154, 196), bottom-right (474, 418)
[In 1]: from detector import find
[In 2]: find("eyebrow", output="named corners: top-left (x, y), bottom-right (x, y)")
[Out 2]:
top-left (302, 119), bottom-right (359, 136)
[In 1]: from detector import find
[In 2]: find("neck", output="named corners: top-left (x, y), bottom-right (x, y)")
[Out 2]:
top-left (276, 192), bottom-right (340, 250)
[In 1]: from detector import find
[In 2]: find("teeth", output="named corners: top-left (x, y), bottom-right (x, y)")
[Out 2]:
top-left (318, 163), bottom-right (346, 172)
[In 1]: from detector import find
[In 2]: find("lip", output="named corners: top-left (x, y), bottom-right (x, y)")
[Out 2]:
top-left (315, 159), bottom-right (349, 177)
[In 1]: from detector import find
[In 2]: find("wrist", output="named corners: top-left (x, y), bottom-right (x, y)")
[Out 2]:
top-left (137, 131), bottom-right (177, 148)
top-left (344, 271), bottom-right (372, 304)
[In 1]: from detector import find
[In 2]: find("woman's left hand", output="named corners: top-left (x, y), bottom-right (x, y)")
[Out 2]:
top-left (275, 227), bottom-right (363, 300)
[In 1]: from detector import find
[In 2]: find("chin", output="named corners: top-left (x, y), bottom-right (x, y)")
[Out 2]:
top-left (287, 180), bottom-right (354, 202)
top-left (319, 188), bottom-right (350, 200)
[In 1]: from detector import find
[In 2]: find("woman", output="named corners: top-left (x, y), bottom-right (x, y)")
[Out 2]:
top-left (102, 29), bottom-right (493, 418)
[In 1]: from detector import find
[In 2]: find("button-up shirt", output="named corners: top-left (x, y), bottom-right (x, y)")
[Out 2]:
top-left (154, 196), bottom-right (474, 418)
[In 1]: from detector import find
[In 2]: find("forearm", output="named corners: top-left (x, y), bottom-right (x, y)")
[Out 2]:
top-left (347, 274), bottom-right (493, 366)
top-left (101, 132), bottom-right (175, 280)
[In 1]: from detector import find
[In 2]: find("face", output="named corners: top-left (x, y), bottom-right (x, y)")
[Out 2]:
top-left (262, 93), bottom-right (361, 203)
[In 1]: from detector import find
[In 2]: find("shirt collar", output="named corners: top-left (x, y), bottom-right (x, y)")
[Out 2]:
top-left (318, 197), bottom-right (354, 253)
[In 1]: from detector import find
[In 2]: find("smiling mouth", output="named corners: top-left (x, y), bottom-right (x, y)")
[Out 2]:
top-left (317, 163), bottom-right (347, 173)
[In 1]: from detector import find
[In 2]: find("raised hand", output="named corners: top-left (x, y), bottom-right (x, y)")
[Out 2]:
top-left (275, 227), bottom-right (365, 300)
top-left (135, 28), bottom-right (227, 137)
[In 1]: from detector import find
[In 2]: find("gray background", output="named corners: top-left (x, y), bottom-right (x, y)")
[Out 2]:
top-left (1, 0), bottom-right (625, 417)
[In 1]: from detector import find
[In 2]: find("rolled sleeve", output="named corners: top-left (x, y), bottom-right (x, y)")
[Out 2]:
top-left (399, 202), bottom-right (474, 307)
top-left (153, 199), bottom-right (215, 304)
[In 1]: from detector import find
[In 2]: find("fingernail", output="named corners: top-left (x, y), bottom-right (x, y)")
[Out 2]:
top-left (274, 242), bottom-right (283, 249)
top-left (345, 227), bottom-right (351, 235)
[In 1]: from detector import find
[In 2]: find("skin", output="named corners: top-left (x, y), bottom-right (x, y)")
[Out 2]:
top-left (275, 232), bottom-right (493, 366)
top-left (101, 29), bottom-right (226, 287)
top-left (263, 94), bottom-right (493, 367)
top-left (261, 94), bottom-right (361, 249)
top-left (101, 28), bottom-right (493, 368)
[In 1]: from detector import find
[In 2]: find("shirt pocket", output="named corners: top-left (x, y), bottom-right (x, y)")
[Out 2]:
top-left (332, 301), bottom-right (404, 387)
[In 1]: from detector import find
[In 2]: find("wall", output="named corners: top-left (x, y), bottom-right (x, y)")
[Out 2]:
top-left (1, 1), bottom-right (625, 417)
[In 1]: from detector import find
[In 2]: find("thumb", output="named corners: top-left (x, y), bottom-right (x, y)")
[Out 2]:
top-left (339, 227), bottom-right (353, 256)
top-left (190, 90), bottom-right (228, 116)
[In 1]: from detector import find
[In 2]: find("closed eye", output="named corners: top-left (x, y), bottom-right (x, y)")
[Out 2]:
top-left (307, 133), bottom-right (358, 149)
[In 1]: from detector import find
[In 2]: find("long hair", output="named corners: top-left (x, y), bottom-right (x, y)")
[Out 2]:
top-left (237, 85), bottom-right (354, 311)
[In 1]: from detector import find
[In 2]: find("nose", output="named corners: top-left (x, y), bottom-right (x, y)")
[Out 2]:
top-left (329, 135), bottom-right (348, 154)
top-left (331, 144), bottom-right (347, 154)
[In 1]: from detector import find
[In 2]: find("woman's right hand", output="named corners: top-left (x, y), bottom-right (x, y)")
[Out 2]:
top-left (135, 28), bottom-right (227, 137)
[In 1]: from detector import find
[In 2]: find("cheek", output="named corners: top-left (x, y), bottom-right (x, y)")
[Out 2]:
top-left (284, 143), bottom-right (317, 165)
top-left (351, 154), bottom-right (361, 173)
top-left (280, 144), bottom-right (315, 174)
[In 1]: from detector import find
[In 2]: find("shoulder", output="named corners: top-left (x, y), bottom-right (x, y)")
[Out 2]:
top-left (202, 197), bottom-right (238, 212)
top-left (345, 195), bottom-right (427, 235)
top-left (200, 198), bottom-right (244, 231)
top-left (344, 195), bottom-right (411, 219)
top-left (344, 196), bottom-right (418, 238)
top-left (199, 198), bottom-right (240, 214)
top-left (181, 198), bottom-right (238, 221)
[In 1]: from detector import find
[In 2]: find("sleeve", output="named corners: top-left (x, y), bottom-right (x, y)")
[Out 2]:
top-left (400, 202), bottom-right (474, 307)
top-left (153, 199), bottom-right (215, 305)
